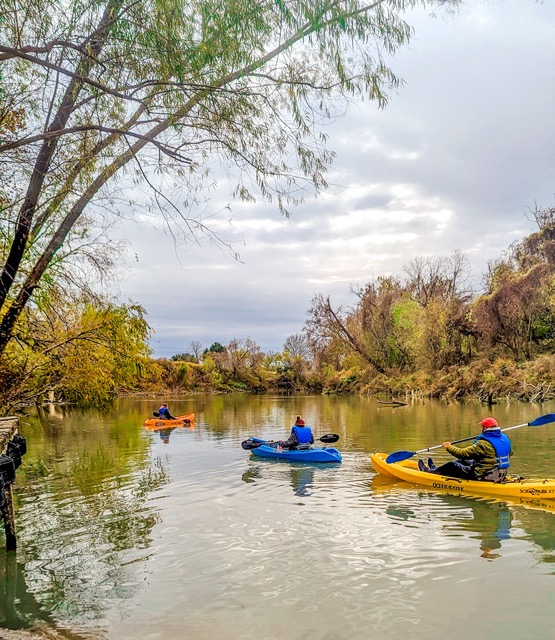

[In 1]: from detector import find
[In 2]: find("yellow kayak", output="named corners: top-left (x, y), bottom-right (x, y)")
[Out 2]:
top-left (370, 452), bottom-right (555, 500)
top-left (143, 412), bottom-right (195, 429)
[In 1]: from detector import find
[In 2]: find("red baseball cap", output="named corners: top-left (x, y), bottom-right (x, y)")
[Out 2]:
top-left (480, 417), bottom-right (499, 429)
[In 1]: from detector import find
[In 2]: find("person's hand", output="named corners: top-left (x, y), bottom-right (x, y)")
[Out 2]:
top-left (442, 441), bottom-right (451, 448)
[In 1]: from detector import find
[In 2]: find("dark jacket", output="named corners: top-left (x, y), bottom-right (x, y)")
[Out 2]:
top-left (446, 434), bottom-right (513, 480)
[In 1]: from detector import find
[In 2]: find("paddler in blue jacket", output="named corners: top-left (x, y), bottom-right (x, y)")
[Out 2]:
top-left (158, 402), bottom-right (175, 420)
top-left (419, 417), bottom-right (512, 481)
top-left (277, 416), bottom-right (314, 449)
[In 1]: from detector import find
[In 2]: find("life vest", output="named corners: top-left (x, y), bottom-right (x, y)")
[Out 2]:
top-left (476, 431), bottom-right (511, 469)
top-left (292, 425), bottom-right (313, 444)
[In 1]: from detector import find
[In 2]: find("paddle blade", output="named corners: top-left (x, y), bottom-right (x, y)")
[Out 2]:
top-left (152, 411), bottom-right (160, 417)
top-left (241, 439), bottom-right (262, 450)
top-left (529, 413), bottom-right (555, 427)
top-left (319, 433), bottom-right (339, 444)
top-left (385, 450), bottom-right (415, 464)
top-left (241, 438), bottom-right (270, 450)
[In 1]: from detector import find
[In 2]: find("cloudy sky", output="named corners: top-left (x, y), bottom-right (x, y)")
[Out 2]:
top-left (114, 1), bottom-right (555, 358)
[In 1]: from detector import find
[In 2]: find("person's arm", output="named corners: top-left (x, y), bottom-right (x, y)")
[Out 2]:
top-left (443, 440), bottom-right (489, 460)
top-left (279, 432), bottom-right (298, 448)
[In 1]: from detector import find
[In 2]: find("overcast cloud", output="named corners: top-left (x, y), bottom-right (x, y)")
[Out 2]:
top-left (113, 1), bottom-right (555, 358)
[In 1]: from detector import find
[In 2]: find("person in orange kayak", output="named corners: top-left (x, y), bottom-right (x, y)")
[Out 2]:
top-left (158, 402), bottom-right (175, 420)
top-left (419, 417), bottom-right (513, 481)
top-left (277, 416), bottom-right (314, 449)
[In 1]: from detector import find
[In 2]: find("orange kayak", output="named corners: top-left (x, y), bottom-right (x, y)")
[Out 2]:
top-left (143, 412), bottom-right (195, 429)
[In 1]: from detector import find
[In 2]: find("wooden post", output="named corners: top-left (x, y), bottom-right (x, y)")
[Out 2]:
top-left (0, 417), bottom-right (21, 551)
top-left (2, 485), bottom-right (16, 551)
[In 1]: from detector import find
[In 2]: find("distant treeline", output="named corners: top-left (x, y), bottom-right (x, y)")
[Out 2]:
top-left (1, 204), bottom-right (554, 413)
top-left (150, 204), bottom-right (555, 405)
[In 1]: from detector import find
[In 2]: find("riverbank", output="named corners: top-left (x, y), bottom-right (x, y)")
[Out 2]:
top-left (137, 354), bottom-right (555, 405)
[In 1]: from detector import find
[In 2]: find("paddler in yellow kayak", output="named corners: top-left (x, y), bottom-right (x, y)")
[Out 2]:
top-left (418, 417), bottom-right (513, 482)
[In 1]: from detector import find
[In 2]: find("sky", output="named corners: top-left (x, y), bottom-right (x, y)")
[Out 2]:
top-left (113, 1), bottom-right (555, 358)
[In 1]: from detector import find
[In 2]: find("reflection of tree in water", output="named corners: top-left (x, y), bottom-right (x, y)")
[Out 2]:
top-left (0, 550), bottom-right (53, 629)
top-left (0, 549), bottom-right (108, 638)
top-left (13, 456), bottom-right (170, 626)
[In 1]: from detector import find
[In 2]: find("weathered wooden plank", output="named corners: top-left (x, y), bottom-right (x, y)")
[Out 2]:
top-left (0, 417), bottom-right (18, 456)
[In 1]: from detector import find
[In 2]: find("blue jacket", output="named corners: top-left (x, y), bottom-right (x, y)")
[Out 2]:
top-left (159, 407), bottom-right (172, 419)
top-left (292, 425), bottom-right (314, 444)
top-left (476, 431), bottom-right (511, 469)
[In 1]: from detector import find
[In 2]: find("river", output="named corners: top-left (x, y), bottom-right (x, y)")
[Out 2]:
top-left (2, 394), bottom-right (555, 639)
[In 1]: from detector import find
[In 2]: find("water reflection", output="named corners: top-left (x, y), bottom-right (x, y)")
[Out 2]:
top-left (241, 461), bottom-right (317, 497)
top-left (289, 465), bottom-right (315, 497)
top-left (440, 494), bottom-right (513, 560)
top-left (144, 424), bottom-right (195, 445)
top-left (382, 489), bottom-right (513, 559)
top-left (372, 474), bottom-right (555, 562)
top-left (157, 426), bottom-right (175, 444)
top-left (0, 550), bottom-right (53, 629)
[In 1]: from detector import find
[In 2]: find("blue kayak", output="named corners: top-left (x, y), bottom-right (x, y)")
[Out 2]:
top-left (243, 437), bottom-right (342, 463)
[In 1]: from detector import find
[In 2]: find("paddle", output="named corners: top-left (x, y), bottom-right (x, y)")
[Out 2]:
top-left (152, 411), bottom-right (189, 421)
top-left (241, 433), bottom-right (339, 450)
top-left (385, 413), bottom-right (555, 464)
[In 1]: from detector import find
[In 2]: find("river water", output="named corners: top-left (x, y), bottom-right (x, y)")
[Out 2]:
top-left (3, 394), bottom-right (555, 639)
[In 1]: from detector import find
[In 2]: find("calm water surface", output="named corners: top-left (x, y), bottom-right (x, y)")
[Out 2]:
top-left (3, 395), bottom-right (555, 639)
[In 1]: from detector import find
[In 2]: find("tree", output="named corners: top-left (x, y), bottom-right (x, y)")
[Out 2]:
top-left (0, 296), bottom-right (154, 411)
top-left (305, 292), bottom-right (389, 374)
top-left (0, 0), bottom-right (459, 356)
top-left (283, 333), bottom-right (310, 360)
top-left (218, 337), bottom-right (264, 380)
top-left (402, 251), bottom-right (473, 308)
top-left (473, 205), bottom-right (555, 360)
top-left (205, 342), bottom-right (225, 354)
top-left (402, 252), bottom-right (475, 368)
top-left (189, 341), bottom-right (204, 360)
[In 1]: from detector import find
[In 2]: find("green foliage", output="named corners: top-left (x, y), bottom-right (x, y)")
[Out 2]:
top-left (0, 296), bottom-right (156, 412)
top-left (206, 342), bottom-right (225, 354)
